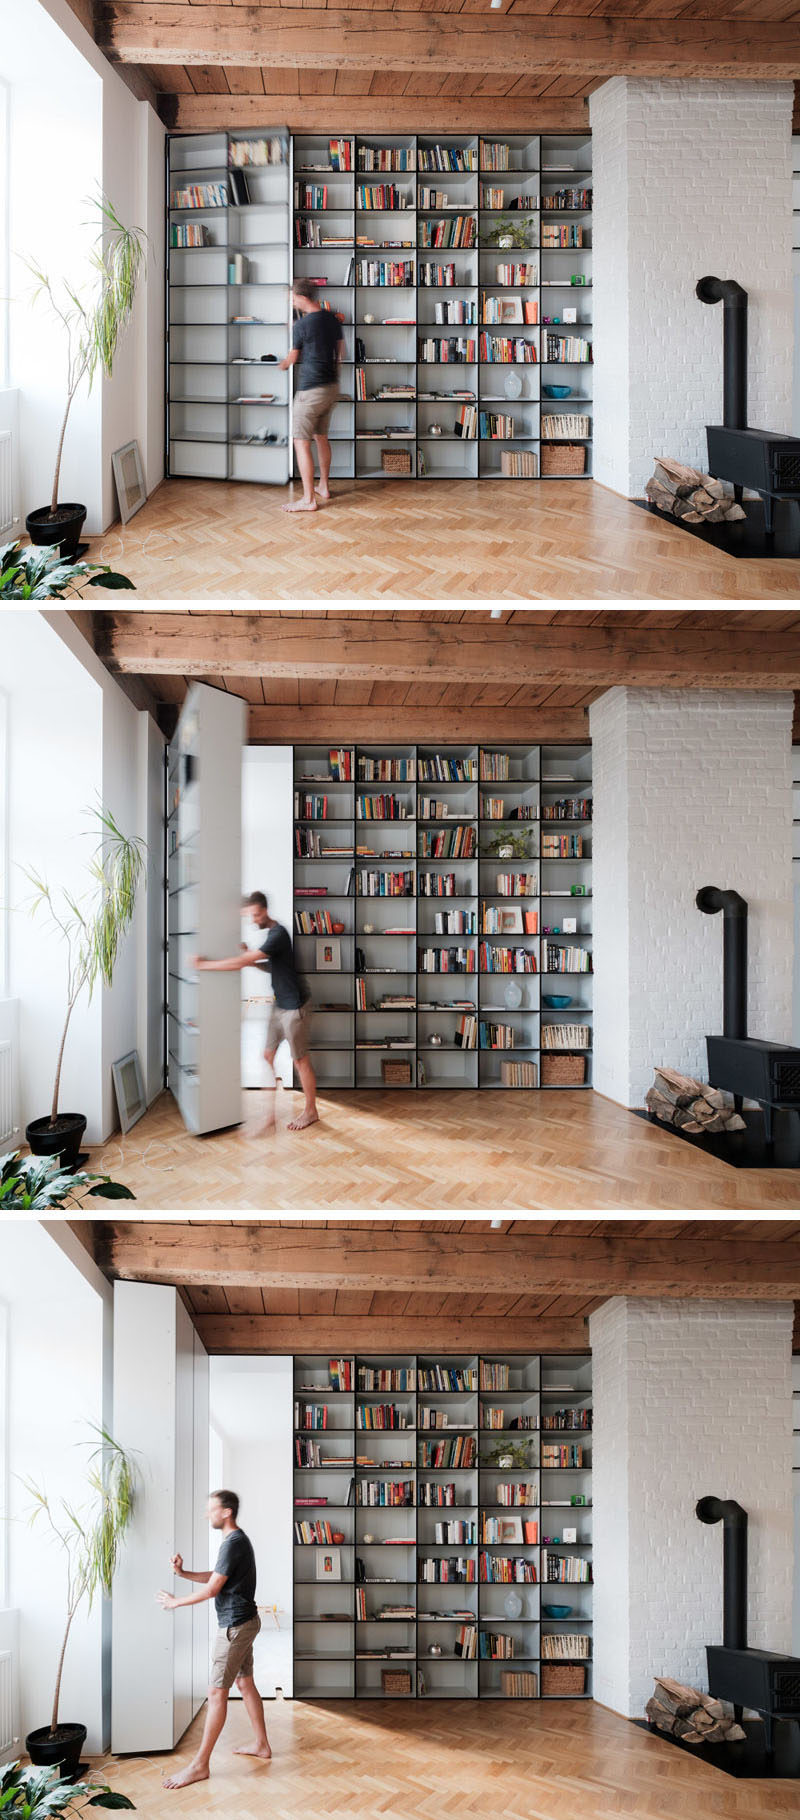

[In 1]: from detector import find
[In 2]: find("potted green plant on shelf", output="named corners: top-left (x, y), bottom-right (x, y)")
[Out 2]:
top-left (481, 828), bottom-right (534, 860)
top-left (483, 217), bottom-right (534, 250)
top-left (24, 195), bottom-right (145, 558)
top-left (0, 1762), bottom-right (134, 1815)
top-left (23, 1428), bottom-right (136, 1779)
top-left (24, 807), bottom-right (145, 1168)
top-left (0, 1151), bottom-right (134, 1210)
top-left (481, 1439), bottom-right (533, 1470)
top-left (0, 540), bottom-right (134, 600)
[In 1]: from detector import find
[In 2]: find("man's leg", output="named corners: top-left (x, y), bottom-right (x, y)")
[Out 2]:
top-left (163, 1686), bottom-right (229, 1788)
top-left (314, 433), bottom-right (332, 503)
top-left (232, 1673), bottom-right (272, 1759)
top-left (283, 437), bottom-right (317, 512)
top-left (263, 1044), bottom-right (279, 1087)
top-left (288, 1053), bottom-right (319, 1132)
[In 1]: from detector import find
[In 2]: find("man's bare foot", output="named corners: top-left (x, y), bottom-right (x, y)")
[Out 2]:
top-left (163, 1764), bottom-right (209, 1789)
top-left (287, 1109), bottom-right (319, 1131)
top-left (233, 1742), bottom-right (272, 1760)
top-left (315, 487), bottom-right (331, 503)
top-left (282, 498), bottom-right (317, 513)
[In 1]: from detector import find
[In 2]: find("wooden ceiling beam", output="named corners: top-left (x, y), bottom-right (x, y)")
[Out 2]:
top-left (101, 7), bottom-right (800, 79)
top-left (191, 1314), bottom-right (590, 1354)
top-left (97, 611), bottom-right (800, 690)
top-left (166, 95), bottom-right (591, 133)
top-left (245, 706), bottom-right (590, 742)
top-left (96, 1223), bottom-right (800, 1298)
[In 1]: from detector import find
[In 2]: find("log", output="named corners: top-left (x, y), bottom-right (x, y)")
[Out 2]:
top-left (654, 1069), bottom-right (704, 1103)
top-left (655, 457), bottom-right (704, 490)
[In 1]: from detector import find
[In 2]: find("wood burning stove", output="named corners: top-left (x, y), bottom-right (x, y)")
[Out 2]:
top-left (697, 884), bottom-right (800, 1143)
top-left (697, 275), bottom-right (800, 534)
top-left (697, 1496), bottom-right (800, 1753)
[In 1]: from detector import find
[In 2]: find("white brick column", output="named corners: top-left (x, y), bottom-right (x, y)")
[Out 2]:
top-left (589, 79), bottom-right (794, 497)
top-left (590, 687), bottom-right (793, 1108)
top-left (590, 1297), bottom-right (794, 1720)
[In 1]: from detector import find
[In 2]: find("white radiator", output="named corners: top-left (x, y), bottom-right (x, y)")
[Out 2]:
top-left (0, 434), bottom-right (12, 540)
top-left (0, 1650), bottom-right (16, 1757)
top-left (0, 1030), bottom-right (19, 1149)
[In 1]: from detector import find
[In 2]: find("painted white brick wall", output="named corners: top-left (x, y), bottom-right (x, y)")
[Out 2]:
top-left (591, 1297), bottom-right (794, 1720)
top-left (591, 79), bottom-right (794, 497)
top-left (591, 687), bottom-right (793, 1108)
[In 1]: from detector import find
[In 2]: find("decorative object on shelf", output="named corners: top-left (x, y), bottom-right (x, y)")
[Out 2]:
top-left (482, 1439), bottom-right (532, 1469)
top-left (562, 918), bottom-right (578, 934)
top-left (331, 921), bottom-right (346, 935)
top-left (364, 314), bottom-right (375, 324)
top-left (543, 384), bottom-right (572, 399)
top-left (315, 937), bottom-right (342, 972)
top-left (562, 1528), bottom-right (578, 1544)
top-left (25, 196), bottom-right (145, 559)
top-left (430, 423), bottom-right (443, 436)
top-left (542, 995), bottom-right (572, 1009)
top-left (362, 1534), bottom-right (374, 1545)
top-left (503, 370), bottom-right (523, 401)
top-left (428, 1644), bottom-right (443, 1656)
top-left (543, 1604), bottom-right (572, 1618)
top-left (484, 216), bottom-right (533, 250)
top-left (331, 1531), bottom-right (345, 1544)
top-left (540, 1053), bottom-right (586, 1086)
top-left (504, 1590), bottom-right (523, 1619)
top-left (428, 1033), bottom-right (443, 1047)
top-left (503, 981), bottom-right (523, 1010)
top-left (315, 1550), bottom-right (342, 1580)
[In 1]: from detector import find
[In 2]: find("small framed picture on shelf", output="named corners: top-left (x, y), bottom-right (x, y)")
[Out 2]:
top-left (499, 906), bottom-right (524, 935)
top-left (562, 307), bottom-right (578, 324)
top-left (562, 917), bottom-right (578, 934)
top-left (315, 1550), bottom-right (342, 1581)
top-left (316, 937), bottom-right (342, 972)
top-left (500, 298), bottom-right (523, 325)
top-left (498, 1516), bottom-right (524, 1544)
top-left (562, 1527), bottom-right (578, 1544)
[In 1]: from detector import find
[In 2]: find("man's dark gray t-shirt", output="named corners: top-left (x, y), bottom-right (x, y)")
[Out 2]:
top-left (259, 923), bottom-right (309, 1011)
top-left (214, 1528), bottom-right (258, 1627)
top-left (292, 308), bottom-right (343, 391)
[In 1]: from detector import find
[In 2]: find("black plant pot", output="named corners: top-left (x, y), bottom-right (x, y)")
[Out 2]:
top-left (26, 504), bottom-right (87, 559)
top-left (26, 1113), bottom-right (87, 1171)
top-left (26, 1722), bottom-right (87, 1780)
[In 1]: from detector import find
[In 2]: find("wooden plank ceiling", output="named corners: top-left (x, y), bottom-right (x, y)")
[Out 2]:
top-left (84, 1217), bottom-right (800, 1354)
top-left (78, 607), bottom-right (800, 744)
top-left (77, 3), bottom-right (800, 133)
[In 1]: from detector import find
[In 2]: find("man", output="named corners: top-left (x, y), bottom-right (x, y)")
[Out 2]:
top-left (191, 891), bottom-right (319, 1132)
top-left (280, 277), bottom-right (344, 514)
top-left (157, 1489), bottom-right (271, 1789)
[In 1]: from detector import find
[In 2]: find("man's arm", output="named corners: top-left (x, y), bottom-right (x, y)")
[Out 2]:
top-left (171, 1553), bottom-right (212, 1585)
top-left (279, 347), bottom-right (300, 372)
top-left (157, 1571), bottom-right (227, 1612)
top-left (190, 949), bottom-right (265, 972)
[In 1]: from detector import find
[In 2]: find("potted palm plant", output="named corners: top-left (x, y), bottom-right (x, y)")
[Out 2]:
top-left (24, 807), bottom-right (145, 1168)
top-left (25, 196), bottom-right (145, 558)
top-left (23, 1429), bottom-right (136, 1780)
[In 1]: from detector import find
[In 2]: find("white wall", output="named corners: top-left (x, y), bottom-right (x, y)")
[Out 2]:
top-left (1, 1222), bottom-right (110, 1754)
top-left (590, 687), bottom-right (794, 1108)
top-left (591, 79), bottom-right (794, 497)
top-left (4, 0), bottom-right (165, 535)
top-left (138, 713), bottom-right (165, 1105)
top-left (209, 1357), bottom-right (293, 1626)
top-left (591, 1296), bottom-right (794, 1720)
top-left (242, 747), bottom-right (294, 1089)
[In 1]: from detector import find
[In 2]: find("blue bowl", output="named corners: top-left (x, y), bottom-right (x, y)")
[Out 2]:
top-left (543, 1605), bottom-right (572, 1619)
top-left (543, 384), bottom-right (571, 399)
top-left (542, 993), bottom-right (572, 1009)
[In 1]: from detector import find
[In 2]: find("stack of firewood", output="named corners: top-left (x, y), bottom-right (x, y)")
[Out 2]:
top-left (645, 457), bottom-right (746, 525)
top-left (646, 1676), bottom-right (746, 1744)
top-left (646, 1066), bottom-right (746, 1135)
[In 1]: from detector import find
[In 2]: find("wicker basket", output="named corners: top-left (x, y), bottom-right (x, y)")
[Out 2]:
top-left (381, 447), bottom-right (412, 474)
top-left (382, 1058), bottom-right (413, 1084)
top-left (541, 1053), bottom-right (586, 1086)
top-left (541, 1662), bottom-right (586, 1695)
top-left (382, 1668), bottom-right (412, 1694)
top-left (540, 442), bottom-right (586, 476)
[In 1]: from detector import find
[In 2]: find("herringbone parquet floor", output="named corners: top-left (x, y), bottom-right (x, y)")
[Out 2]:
top-left (91, 1087), bottom-right (799, 1211)
top-left (88, 478), bottom-right (800, 600)
top-left (96, 1694), bottom-right (790, 1820)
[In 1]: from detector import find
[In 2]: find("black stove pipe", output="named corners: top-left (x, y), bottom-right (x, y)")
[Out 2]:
top-left (696, 1496), bottom-right (748, 1651)
top-left (696, 886), bottom-right (748, 1041)
top-left (696, 276), bottom-right (748, 431)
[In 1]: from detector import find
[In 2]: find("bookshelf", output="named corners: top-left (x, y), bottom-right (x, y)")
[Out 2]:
top-left (167, 130), bottom-right (292, 484)
top-left (166, 683), bottom-right (246, 1134)
top-left (293, 1352), bottom-right (592, 1701)
top-left (292, 742), bottom-right (592, 1092)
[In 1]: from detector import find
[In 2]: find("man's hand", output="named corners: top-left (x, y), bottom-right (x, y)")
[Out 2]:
top-left (170, 1553), bottom-right (184, 1575)
top-left (157, 1590), bottom-right (179, 1611)
top-left (189, 955), bottom-right (206, 971)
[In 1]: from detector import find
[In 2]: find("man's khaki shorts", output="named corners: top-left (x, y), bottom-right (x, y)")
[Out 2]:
top-left (266, 1000), bottom-right (311, 1062)
top-left (293, 382), bottom-right (339, 440)
top-left (210, 1614), bottom-right (261, 1689)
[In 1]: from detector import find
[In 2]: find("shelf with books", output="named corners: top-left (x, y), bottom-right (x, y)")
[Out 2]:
top-left (293, 135), bottom-right (355, 482)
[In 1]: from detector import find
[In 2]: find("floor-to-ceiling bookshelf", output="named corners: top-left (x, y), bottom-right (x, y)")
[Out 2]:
top-left (293, 1352), bottom-right (592, 1701)
top-left (167, 129), bottom-right (292, 483)
top-left (292, 743), bottom-right (592, 1092)
top-left (167, 128), bottom-right (591, 484)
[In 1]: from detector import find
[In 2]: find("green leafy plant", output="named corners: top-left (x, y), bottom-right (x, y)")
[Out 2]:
top-left (0, 540), bottom-right (134, 600)
top-left (25, 808), bottom-right (145, 1126)
top-left (24, 1429), bottom-right (136, 1739)
top-left (26, 196), bottom-right (146, 518)
top-left (0, 1762), bottom-right (134, 1815)
top-left (0, 1151), bottom-right (134, 1209)
top-left (482, 216), bottom-right (534, 250)
top-left (481, 1439), bottom-right (533, 1468)
top-left (481, 828), bottom-right (534, 859)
